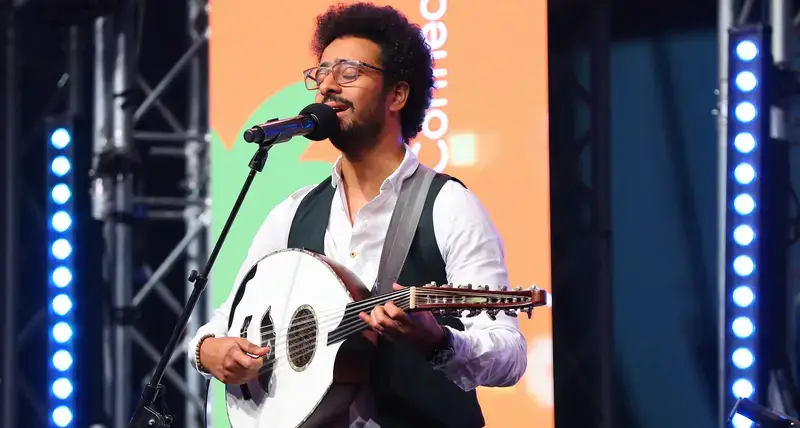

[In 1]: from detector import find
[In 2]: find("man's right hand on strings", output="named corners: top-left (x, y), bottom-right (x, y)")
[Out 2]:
top-left (199, 337), bottom-right (270, 384)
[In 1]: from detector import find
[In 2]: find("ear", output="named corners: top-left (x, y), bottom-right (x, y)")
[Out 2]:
top-left (386, 81), bottom-right (410, 113)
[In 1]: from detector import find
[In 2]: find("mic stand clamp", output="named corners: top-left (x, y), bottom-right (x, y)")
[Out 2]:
top-left (127, 138), bottom-right (276, 428)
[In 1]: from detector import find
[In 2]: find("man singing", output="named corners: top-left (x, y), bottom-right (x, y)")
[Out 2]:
top-left (188, 2), bottom-right (527, 427)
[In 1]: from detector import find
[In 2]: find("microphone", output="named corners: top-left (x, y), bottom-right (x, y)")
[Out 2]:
top-left (243, 103), bottom-right (340, 144)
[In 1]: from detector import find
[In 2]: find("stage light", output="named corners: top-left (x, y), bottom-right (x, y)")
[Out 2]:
top-left (734, 102), bottom-right (757, 122)
top-left (733, 133), bottom-right (756, 153)
top-left (733, 378), bottom-right (755, 398)
top-left (51, 211), bottom-right (72, 232)
top-left (733, 225), bottom-right (755, 246)
top-left (735, 72), bottom-right (758, 92)
top-left (732, 286), bottom-right (755, 308)
top-left (724, 25), bottom-right (772, 418)
top-left (733, 194), bottom-right (755, 215)
top-left (52, 350), bottom-right (73, 372)
top-left (52, 294), bottom-right (73, 316)
top-left (52, 406), bottom-right (73, 428)
top-left (735, 40), bottom-right (759, 61)
top-left (51, 156), bottom-right (71, 177)
top-left (50, 128), bottom-right (71, 149)
top-left (732, 348), bottom-right (754, 369)
top-left (732, 316), bottom-right (755, 338)
top-left (732, 286), bottom-right (755, 303)
top-left (51, 184), bottom-right (72, 204)
top-left (733, 163), bottom-right (756, 184)
top-left (52, 267), bottom-right (72, 288)
top-left (733, 256), bottom-right (755, 276)
top-left (52, 321), bottom-right (72, 343)
top-left (46, 119), bottom-right (76, 426)
top-left (51, 239), bottom-right (73, 260)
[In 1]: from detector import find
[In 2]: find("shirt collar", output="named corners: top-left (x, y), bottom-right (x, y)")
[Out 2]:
top-left (330, 145), bottom-right (420, 193)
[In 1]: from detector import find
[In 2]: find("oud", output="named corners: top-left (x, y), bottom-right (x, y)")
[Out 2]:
top-left (223, 248), bottom-right (548, 428)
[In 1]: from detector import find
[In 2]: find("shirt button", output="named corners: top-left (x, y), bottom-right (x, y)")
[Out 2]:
top-left (349, 251), bottom-right (357, 258)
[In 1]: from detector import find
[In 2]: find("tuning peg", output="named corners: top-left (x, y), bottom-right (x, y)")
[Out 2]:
top-left (486, 309), bottom-right (499, 320)
top-left (514, 285), bottom-right (523, 291)
top-left (522, 307), bottom-right (533, 319)
top-left (439, 283), bottom-right (451, 288)
top-left (504, 309), bottom-right (518, 317)
top-left (424, 281), bottom-right (438, 288)
top-left (498, 285), bottom-right (508, 291)
top-left (465, 309), bottom-right (482, 318)
top-left (529, 284), bottom-right (539, 291)
top-left (459, 284), bottom-right (473, 289)
top-left (431, 308), bottom-right (444, 317)
top-left (448, 309), bottom-right (462, 318)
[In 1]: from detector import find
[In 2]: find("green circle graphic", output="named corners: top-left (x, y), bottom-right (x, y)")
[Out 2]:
top-left (207, 81), bottom-right (334, 428)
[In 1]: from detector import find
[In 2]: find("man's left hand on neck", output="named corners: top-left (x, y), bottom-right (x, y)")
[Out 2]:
top-left (358, 283), bottom-right (448, 355)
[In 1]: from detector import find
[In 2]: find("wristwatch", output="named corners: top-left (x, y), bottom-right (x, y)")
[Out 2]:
top-left (428, 326), bottom-right (455, 367)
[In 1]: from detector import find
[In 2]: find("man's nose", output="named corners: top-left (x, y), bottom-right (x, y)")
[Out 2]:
top-left (318, 72), bottom-right (341, 97)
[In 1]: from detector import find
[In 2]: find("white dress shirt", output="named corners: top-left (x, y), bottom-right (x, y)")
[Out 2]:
top-left (187, 146), bottom-right (527, 401)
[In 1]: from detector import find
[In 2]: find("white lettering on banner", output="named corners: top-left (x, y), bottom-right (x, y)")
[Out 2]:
top-left (420, 0), bottom-right (446, 20)
top-left (414, 0), bottom-right (449, 172)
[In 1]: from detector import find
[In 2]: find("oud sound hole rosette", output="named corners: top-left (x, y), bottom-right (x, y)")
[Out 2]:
top-left (286, 305), bottom-right (318, 372)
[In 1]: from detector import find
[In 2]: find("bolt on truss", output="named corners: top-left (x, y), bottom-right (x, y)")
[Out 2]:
top-left (548, 0), bottom-right (613, 427)
top-left (716, 0), bottom-right (800, 424)
top-left (91, 0), bottom-right (210, 426)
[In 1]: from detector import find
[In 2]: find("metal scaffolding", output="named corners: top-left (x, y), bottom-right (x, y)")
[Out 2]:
top-left (92, 0), bottom-right (210, 426)
top-left (716, 0), bottom-right (797, 424)
top-left (548, 0), bottom-right (614, 427)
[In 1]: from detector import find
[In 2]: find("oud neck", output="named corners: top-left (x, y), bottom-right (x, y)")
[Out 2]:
top-left (365, 289), bottom-right (413, 311)
top-left (326, 289), bottom-right (413, 345)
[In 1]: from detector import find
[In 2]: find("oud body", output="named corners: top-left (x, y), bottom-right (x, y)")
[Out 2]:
top-left (224, 248), bottom-right (373, 428)
top-left (223, 248), bottom-right (546, 428)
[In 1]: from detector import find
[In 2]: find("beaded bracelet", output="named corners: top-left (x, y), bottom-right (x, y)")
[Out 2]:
top-left (195, 333), bottom-right (215, 373)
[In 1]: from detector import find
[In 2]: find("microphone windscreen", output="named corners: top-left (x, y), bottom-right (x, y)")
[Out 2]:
top-left (299, 103), bottom-right (340, 141)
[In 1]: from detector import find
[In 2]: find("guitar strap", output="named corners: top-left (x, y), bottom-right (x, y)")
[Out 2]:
top-left (372, 162), bottom-right (436, 296)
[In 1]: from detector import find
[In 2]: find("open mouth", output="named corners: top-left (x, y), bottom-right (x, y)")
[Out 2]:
top-left (328, 104), bottom-right (349, 113)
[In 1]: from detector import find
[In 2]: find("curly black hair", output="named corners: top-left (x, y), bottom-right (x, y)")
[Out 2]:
top-left (312, 2), bottom-right (435, 142)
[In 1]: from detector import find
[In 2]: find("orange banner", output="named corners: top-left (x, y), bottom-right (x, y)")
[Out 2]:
top-left (209, 1), bottom-right (552, 426)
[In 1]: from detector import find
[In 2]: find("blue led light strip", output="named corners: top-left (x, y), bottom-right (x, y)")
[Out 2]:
top-left (725, 25), bottom-right (771, 428)
top-left (46, 122), bottom-right (77, 427)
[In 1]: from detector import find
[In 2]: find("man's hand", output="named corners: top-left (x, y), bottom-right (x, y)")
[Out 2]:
top-left (198, 337), bottom-right (270, 384)
top-left (358, 284), bottom-right (445, 354)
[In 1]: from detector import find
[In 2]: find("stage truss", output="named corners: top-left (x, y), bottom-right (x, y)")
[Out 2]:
top-left (91, 0), bottom-right (211, 426)
top-left (548, 0), bottom-right (614, 427)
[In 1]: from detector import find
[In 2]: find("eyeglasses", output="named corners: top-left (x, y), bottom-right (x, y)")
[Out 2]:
top-left (302, 60), bottom-right (385, 90)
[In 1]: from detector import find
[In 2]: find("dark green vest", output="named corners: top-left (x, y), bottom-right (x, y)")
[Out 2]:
top-left (287, 173), bottom-right (485, 428)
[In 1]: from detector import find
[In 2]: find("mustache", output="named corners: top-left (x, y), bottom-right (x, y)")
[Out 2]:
top-left (322, 96), bottom-right (353, 109)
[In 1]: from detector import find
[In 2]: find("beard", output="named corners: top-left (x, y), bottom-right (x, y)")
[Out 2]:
top-left (325, 96), bottom-right (385, 159)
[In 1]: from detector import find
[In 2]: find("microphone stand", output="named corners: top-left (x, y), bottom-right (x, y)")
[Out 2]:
top-left (127, 137), bottom-right (276, 427)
